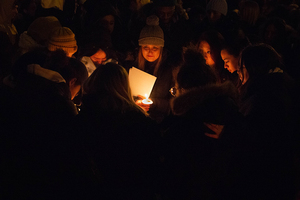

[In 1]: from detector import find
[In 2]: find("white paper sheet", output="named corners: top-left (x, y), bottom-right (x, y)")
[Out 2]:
top-left (128, 67), bottom-right (157, 97)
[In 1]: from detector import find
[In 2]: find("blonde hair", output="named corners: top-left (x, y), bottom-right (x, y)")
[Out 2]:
top-left (84, 63), bottom-right (147, 115)
top-left (240, 0), bottom-right (260, 26)
top-left (137, 46), bottom-right (163, 76)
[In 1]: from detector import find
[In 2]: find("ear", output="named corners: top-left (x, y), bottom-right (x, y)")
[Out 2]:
top-left (68, 78), bottom-right (77, 88)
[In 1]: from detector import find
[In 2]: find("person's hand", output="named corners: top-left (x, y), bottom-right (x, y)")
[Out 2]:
top-left (204, 122), bottom-right (224, 139)
top-left (135, 95), bottom-right (152, 112)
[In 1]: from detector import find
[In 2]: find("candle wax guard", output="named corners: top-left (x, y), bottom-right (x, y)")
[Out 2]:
top-left (142, 98), bottom-right (153, 105)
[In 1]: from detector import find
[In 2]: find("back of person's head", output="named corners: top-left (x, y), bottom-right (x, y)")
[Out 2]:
top-left (239, 0), bottom-right (260, 26)
top-left (85, 63), bottom-right (129, 96)
top-left (222, 28), bottom-right (251, 57)
top-left (177, 49), bottom-right (217, 90)
top-left (27, 16), bottom-right (61, 45)
top-left (241, 43), bottom-right (283, 78)
top-left (44, 49), bottom-right (88, 86)
top-left (83, 63), bottom-right (146, 114)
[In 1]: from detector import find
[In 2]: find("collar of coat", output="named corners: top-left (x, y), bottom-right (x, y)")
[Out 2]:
top-left (171, 81), bottom-right (239, 116)
top-left (27, 64), bottom-right (66, 83)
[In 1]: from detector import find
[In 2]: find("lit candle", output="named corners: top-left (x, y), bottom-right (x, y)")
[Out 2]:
top-left (142, 94), bottom-right (153, 105)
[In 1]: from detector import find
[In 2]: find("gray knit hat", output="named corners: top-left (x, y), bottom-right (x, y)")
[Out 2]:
top-left (138, 15), bottom-right (164, 47)
top-left (206, 0), bottom-right (228, 16)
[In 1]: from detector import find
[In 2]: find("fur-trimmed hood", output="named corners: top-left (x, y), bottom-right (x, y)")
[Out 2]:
top-left (171, 81), bottom-right (239, 124)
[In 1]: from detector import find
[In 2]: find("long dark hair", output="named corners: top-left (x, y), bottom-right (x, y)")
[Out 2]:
top-left (240, 43), bottom-right (283, 81)
top-left (177, 48), bottom-right (217, 90)
top-left (197, 30), bottom-right (226, 82)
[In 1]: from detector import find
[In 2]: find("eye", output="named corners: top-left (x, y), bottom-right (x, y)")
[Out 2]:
top-left (153, 47), bottom-right (158, 51)
top-left (207, 51), bottom-right (211, 54)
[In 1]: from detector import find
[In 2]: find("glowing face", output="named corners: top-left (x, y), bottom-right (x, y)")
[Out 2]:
top-left (221, 49), bottom-right (239, 73)
top-left (101, 14), bottom-right (115, 33)
top-left (69, 84), bottom-right (81, 100)
top-left (90, 49), bottom-right (107, 66)
top-left (141, 45), bottom-right (161, 62)
top-left (199, 41), bottom-right (215, 66)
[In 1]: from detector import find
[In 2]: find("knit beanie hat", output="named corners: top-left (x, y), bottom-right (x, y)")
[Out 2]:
top-left (206, 0), bottom-right (228, 16)
top-left (153, 0), bottom-right (176, 7)
top-left (139, 15), bottom-right (164, 47)
top-left (48, 27), bottom-right (78, 55)
top-left (27, 16), bottom-right (61, 45)
top-left (41, 0), bottom-right (64, 11)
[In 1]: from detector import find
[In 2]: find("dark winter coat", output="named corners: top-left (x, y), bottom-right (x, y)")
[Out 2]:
top-left (0, 66), bottom-right (88, 199)
top-left (74, 94), bottom-right (161, 200)
top-left (237, 71), bottom-right (299, 200)
top-left (161, 81), bottom-right (249, 199)
top-left (124, 50), bottom-right (173, 123)
top-left (148, 58), bottom-right (173, 123)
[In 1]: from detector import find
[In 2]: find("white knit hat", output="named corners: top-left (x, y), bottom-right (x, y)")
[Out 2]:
top-left (206, 0), bottom-right (228, 16)
top-left (139, 15), bottom-right (164, 47)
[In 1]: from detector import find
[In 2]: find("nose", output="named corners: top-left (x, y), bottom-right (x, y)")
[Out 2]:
top-left (148, 49), bottom-right (154, 54)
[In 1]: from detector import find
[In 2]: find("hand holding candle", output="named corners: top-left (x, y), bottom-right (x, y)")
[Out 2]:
top-left (135, 94), bottom-right (152, 112)
top-left (142, 94), bottom-right (153, 105)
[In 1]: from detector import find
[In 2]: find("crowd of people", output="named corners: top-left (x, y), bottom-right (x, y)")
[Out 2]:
top-left (1, 0), bottom-right (300, 199)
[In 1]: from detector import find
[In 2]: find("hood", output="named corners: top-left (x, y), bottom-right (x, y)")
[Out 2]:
top-left (19, 31), bottom-right (44, 56)
top-left (27, 64), bottom-right (66, 83)
top-left (171, 81), bottom-right (239, 123)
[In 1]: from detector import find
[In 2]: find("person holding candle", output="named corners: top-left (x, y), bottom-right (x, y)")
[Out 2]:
top-left (133, 15), bottom-right (173, 123)
top-left (76, 62), bottom-right (160, 199)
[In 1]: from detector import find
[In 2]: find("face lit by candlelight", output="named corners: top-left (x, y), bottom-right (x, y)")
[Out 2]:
top-left (68, 78), bottom-right (81, 100)
top-left (90, 49), bottom-right (107, 67)
top-left (221, 49), bottom-right (239, 73)
top-left (141, 45), bottom-right (161, 62)
top-left (199, 41), bottom-right (215, 66)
